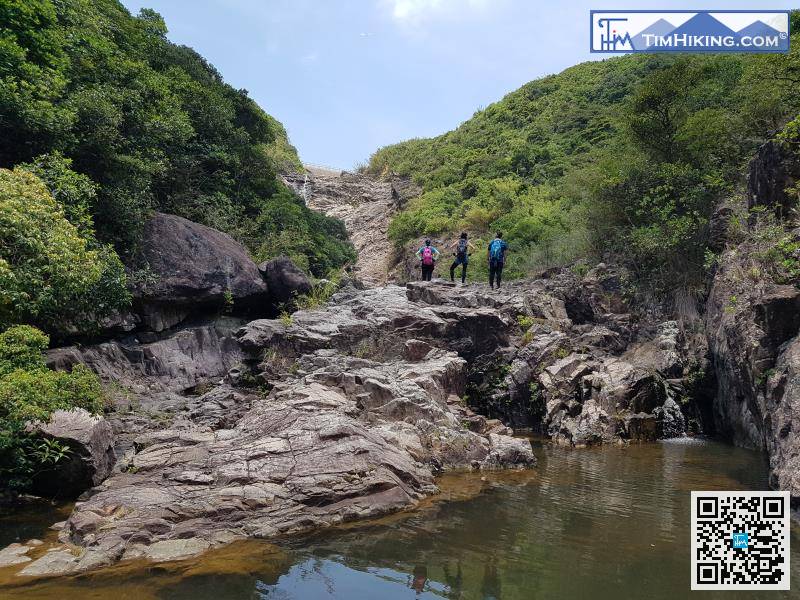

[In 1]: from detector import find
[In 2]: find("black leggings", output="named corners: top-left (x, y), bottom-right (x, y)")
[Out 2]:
top-left (489, 260), bottom-right (504, 288)
top-left (450, 260), bottom-right (467, 283)
top-left (421, 263), bottom-right (434, 281)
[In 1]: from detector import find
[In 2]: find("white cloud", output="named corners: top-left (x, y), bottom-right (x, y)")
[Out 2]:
top-left (382, 0), bottom-right (493, 24)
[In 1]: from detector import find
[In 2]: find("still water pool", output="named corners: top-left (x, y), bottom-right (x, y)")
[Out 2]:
top-left (2, 438), bottom-right (798, 599)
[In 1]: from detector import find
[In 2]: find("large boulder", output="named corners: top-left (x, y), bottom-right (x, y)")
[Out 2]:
top-left (134, 213), bottom-right (269, 331)
top-left (28, 409), bottom-right (115, 498)
top-left (257, 256), bottom-right (312, 303)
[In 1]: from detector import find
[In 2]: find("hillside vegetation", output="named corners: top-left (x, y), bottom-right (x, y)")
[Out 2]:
top-left (368, 12), bottom-right (800, 303)
top-left (0, 0), bottom-right (354, 309)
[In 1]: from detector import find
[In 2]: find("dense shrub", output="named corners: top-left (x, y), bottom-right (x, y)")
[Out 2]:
top-left (0, 325), bottom-right (104, 492)
top-left (0, 168), bottom-right (130, 336)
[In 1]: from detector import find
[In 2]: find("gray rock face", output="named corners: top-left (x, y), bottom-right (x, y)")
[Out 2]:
top-left (28, 409), bottom-right (115, 498)
top-left (706, 255), bottom-right (800, 501)
top-left (706, 133), bottom-right (800, 502)
top-left (747, 139), bottom-right (800, 219)
top-left (47, 318), bottom-right (246, 407)
top-left (283, 169), bottom-right (419, 284)
top-left (32, 282), bottom-right (534, 574)
top-left (32, 264), bottom-right (710, 575)
top-left (238, 284), bottom-right (511, 364)
top-left (258, 256), bottom-right (312, 303)
top-left (765, 338), bottom-right (800, 495)
top-left (134, 212), bottom-right (269, 331)
top-left (706, 277), bottom-right (800, 448)
top-left (400, 276), bottom-right (689, 445)
top-left (53, 348), bottom-right (532, 573)
top-left (46, 318), bottom-right (248, 468)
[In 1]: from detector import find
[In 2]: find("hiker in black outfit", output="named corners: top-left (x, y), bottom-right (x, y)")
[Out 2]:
top-left (487, 231), bottom-right (508, 289)
top-left (416, 239), bottom-right (440, 281)
top-left (449, 232), bottom-right (475, 284)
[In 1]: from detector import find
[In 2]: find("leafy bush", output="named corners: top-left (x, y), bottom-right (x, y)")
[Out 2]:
top-left (0, 168), bottom-right (130, 336)
top-left (0, 325), bottom-right (104, 492)
top-left (294, 268), bottom-right (345, 311)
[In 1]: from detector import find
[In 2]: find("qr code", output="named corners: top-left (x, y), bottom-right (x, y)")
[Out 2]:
top-left (692, 491), bottom-right (790, 590)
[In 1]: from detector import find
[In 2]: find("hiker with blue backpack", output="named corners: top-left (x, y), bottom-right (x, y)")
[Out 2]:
top-left (487, 232), bottom-right (508, 289)
top-left (449, 232), bottom-right (475, 284)
top-left (416, 239), bottom-right (440, 281)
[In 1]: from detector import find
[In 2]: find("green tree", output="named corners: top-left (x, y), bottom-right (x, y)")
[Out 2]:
top-left (0, 168), bottom-right (130, 336)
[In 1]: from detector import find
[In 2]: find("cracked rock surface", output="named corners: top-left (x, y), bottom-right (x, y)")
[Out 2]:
top-left (23, 284), bottom-right (533, 576)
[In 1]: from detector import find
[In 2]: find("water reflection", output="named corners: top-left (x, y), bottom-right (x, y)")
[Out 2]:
top-left (2, 439), bottom-right (798, 600)
top-left (256, 439), bottom-right (797, 600)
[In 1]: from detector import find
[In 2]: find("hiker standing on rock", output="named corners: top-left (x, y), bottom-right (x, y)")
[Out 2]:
top-left (449, 232), bottom-right (475, 284)
top-left (416, 239), bottom-right (440, 281)
top-left (488, 231), bottom-right (508, 290)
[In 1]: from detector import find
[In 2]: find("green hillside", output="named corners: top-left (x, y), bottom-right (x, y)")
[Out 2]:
top-left (368, 13), bottom-right (800, 300)
top-left (0, 0), bottom-right (354, 291)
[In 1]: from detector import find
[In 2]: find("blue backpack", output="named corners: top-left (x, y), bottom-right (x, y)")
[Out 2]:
top-left (489, 239), bottom-right (505, 261)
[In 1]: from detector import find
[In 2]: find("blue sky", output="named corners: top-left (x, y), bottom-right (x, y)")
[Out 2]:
top-left (120, 1), bottom-right (797, 169)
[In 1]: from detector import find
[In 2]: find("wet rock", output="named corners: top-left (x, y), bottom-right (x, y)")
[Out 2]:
top-left (144, 538), bottom-right (211, 562)
top-left (0, 544), bottom-right (32, 567)
top-left (620, 413), bottom-right (659, 442)
top-left (28, 409), bottom-right (115, 498)
top-left (133, 212), bottom-right (269, 331)
top-left (654, 398), bottom-right (687, 439)
top-left (258, 256), bottom-right (312, 303)
top-left (18, 549), bottom-right (78, 577)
